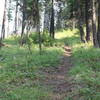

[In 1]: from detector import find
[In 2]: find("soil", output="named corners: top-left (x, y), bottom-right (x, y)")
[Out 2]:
top-left (41, 46), bottom-right (75, 100)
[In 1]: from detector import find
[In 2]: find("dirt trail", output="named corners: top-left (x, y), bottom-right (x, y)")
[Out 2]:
top-left (41, 46), bottom-right (73, 100)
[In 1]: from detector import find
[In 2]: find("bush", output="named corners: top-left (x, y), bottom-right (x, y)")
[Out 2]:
top-left (42, 33), bottom-right (55, 46)
top-left (29, 32), bottom-right (55, 46)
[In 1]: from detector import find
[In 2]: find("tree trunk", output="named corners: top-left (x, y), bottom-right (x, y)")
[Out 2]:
top-left (37, 0), bottom-right (42, 54)
top-left (14, 0), bottom-right (18, 34)
top-left (78, 24), bottom-right (85, 43)
top-left (44, 1), bottom-right (51, 31)
top-left (77, 0), bottom-right (85, 43)
top-left (33, 0), bottom-right (42, 54)
top-left (1, 0), bottom-right (7, 40)
top-left (21, 0), bottom-right (26, 38)
top-left (97, 0), bottom-right (100, 47)
top-left (85, 0), bottom-right (92, 42)
top-left (50, 0), bottom-right (55, 39)
top-left (92, 0), bottom-right (98, 47)
top-left (56, 2), bottom-right (62, 30)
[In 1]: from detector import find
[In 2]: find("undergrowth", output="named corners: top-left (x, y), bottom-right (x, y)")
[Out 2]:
top-left (0, 37), bottom-right (63, 100)
top-left (62, 29), bottom-right (100, 100)
top-left (0, 29), bottom-right (100, 100)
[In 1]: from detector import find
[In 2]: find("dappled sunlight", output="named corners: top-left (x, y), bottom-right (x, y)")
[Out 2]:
top-left (55, 29), bottom-right (79, 39)
top-left (0, 0), bottom-right (100, 99)
top-left (73, 42), bottom-right (93, 50)
top-left (0, 65), bottom-right (3, 69)
top-left (55, 29), bottom-right (82, 47)
top-left (3, 36), bottom-right (20, 46)
top-left (0, 28), bottom-right (99, 100)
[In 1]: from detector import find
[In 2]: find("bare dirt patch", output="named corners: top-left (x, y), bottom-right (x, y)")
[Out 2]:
top-left (40, 46), bottom-right (74, 100)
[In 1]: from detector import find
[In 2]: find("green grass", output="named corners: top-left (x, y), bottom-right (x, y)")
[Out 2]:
top-left (59, 29), bottom-right (100, 100)
top-left (0, 29), bottom-right (100, 100)
top-left (69, 47), bottom-right (100, 100)
top-left (0, 37), bottom-right (63, 100)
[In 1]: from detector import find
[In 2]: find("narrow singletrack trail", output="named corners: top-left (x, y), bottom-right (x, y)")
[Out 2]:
top-left (41, 46), bottom-right (74, 100)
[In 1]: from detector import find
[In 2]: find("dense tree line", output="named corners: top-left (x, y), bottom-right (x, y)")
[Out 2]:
top-left (0, 0), bottom-right (100, 48)
top-left (69, 0), bottom-right (100, 47)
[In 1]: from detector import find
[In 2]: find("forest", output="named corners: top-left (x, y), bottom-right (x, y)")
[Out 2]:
top-left (0, 0), bottom-right (100, 100)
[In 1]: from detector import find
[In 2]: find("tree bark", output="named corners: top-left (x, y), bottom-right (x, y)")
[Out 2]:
top-left (37, 0), bottom-right (42, 54)
top-left (33, 0), bottom-right (42, 54)
top-left (50, 0), bottom-right (55, 39)
top-left (1, 0), bottom-right (7, 39)
top-left (14, 0), bottom-right (18, 34)
top-left (85, 0), bottom-right (92, 42)
top-left (56, 2), bottom-right (62, 30)
top-left (92, 0), bottom-right (98, 47)
top-left (78, 24), bottom-right (85, 43)
top-left (77, 0), bottom-right (85, 43)
top-left (21, 0), bottom-right (26, 38)
top-left (97, 0), bottom-right (100, 47)
top-left (44, 1), bottom-right (51, 31)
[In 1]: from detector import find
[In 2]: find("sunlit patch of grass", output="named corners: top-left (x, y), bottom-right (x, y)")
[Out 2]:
top-left (3, 36), bottom-right (20, 46)
top-left (55, 29), bottom-right (81, 47)
top-left (55, 29), bottom-right (79, 39)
